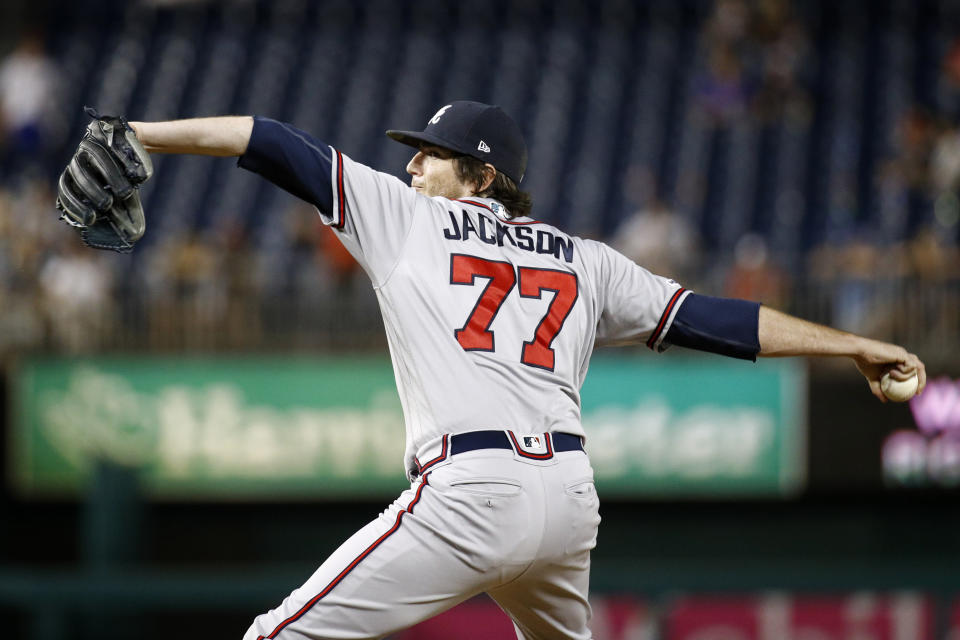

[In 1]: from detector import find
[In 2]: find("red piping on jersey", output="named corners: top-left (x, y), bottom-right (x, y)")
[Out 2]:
top-left (256, 473), bottom-right (432, 640)
top-left (414, 434), bottom-right (448, 475)
top-left (334, 149), bottom-right (345, 229)
top-left (454, 199), bottom-right (540, 225)
top-left (646, 288), bottom-right (687, 350)
top-left (507, 430), bottom-right (555, 460)
top-left (455, 198), bottom-right (493, 211)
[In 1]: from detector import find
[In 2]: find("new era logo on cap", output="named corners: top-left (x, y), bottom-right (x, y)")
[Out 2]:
top-left (385, 101), bottom-right (528, 184)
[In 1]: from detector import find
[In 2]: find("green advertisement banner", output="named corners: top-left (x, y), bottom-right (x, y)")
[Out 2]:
top-left (580, 353), bottom-right (805, 497)
top-left (10, 354), bottom-right (805, 499)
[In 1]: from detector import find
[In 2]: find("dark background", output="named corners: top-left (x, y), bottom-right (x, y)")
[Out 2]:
top-left (1, 0), bottom-right (959, 638)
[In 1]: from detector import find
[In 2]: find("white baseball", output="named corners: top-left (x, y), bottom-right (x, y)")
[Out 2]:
top-left (881, 370), bottom-right (919, 402)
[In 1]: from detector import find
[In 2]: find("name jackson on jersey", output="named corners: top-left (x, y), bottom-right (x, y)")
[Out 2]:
top-left (441, 208), bottom-right (575, 264)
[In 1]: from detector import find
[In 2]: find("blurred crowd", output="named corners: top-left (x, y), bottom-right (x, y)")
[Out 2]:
top-left (611, 0), bottom-right (959, 352)
top-left (0, 175), bottom-right (376, 354)
top-left (0, 0), bottom-right (958, 358)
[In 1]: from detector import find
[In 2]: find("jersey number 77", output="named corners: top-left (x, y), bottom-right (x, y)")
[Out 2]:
top-left (450, 253), bottom-right (579, 372)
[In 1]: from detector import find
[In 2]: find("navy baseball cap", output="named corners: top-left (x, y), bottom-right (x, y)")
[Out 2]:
top-left (387, 101), bottom-right (527, 184)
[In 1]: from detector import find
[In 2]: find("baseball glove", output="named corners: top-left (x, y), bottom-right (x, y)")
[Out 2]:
top-left (55, 106), bottom-right (153, 253)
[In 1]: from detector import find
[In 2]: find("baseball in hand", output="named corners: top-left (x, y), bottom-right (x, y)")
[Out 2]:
top-left (880, 370), bottom-right (919, 402)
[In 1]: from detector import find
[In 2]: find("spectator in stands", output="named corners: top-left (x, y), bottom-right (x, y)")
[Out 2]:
top-left (809, 229), bottom-right (900, 340)
top-left (929, 118), bottom-right (960, 243)
top-left (0, 30), bottom-right (61, 174)
top-left (749, 0), bottom-right (811, 125)
top-left (930, 118), bottom-right (960, 196)
top-left (39, 239), bottom-right (113, 353)
top-left (907, 225), bottom-right (958, 282)
top-left (0, 184), bottom-right (45, 352)
top-left (903, 225), bottom-right (959, 350)
top-left (876, 105), bottom-right (936, 234)
top-left (938, 35), bottom-right (960, 120)
top-left (725, 233), bottom-right (790, 310)
top-left (894, 106), bottom-right (936, 195)
top-left (318, 222), bottom-right (361, 299)
top-left (169, 230), bottom-right (218, 303)
top-left (695, 44), bottom-right (750, 125)
top-left (2, 176), bottom-right (60, 298)
top-left (216, 220), bottom-right (260, 348)
top-left (143, 230), bottom-right (221, 349)
top-left (704, 0), bottom-right (750, 50)
top-left (285, 202), bottom-right (327, 296)
top-left (695, 1), bottom-right (753, 125)
top-left (613, 170), bottom-right (701, 284)
top-left (171, 229), bottom-right (221, 346)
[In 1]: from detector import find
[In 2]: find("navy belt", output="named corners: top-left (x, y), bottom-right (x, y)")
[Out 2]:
top-left (416, 430), bottom-right (584, 475)
top-left (450, 430), bottom-right (583, 455)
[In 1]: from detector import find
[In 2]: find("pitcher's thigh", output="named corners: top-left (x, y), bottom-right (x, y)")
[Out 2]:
top-left (488, 552), bottom-right (594, 640)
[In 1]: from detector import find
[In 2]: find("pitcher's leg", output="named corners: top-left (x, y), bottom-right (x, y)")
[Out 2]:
top-left (489, 455), bottom-right (600, 640)
top-left (489, 550), bottom-right (594, 640)
top-left (243, 476), bottom-right (483, 640)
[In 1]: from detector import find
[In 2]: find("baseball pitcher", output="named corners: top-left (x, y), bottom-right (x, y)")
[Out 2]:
top-left (56, 102), bottom-right (926, 639)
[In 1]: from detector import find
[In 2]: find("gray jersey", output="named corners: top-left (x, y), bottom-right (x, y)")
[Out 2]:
top-left (238, 112), bottom-right (697, 640)
top-left (321, 151), bottom-right (688, 476)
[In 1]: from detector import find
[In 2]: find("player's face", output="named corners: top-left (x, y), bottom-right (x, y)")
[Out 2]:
top-left (406, 145), bottom-right (473, 199)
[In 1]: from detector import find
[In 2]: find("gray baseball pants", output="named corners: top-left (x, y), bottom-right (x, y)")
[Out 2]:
top-left (243, 435), bottom-right (600, 640)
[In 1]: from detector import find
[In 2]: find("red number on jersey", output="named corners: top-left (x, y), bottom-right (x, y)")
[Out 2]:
top-left (450, 254), bottom-right (516, 351)
top-left (450, 255), bottom-right (578, 371)
top-left (518, 267), bottom-right (579, 370)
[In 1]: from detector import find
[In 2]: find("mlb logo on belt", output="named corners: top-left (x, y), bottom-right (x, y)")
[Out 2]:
top-left (516, 434), bottom-right (548, 455)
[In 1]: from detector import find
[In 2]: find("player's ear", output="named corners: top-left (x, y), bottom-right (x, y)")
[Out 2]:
top-left (478, 163), bottom-right (496, 193)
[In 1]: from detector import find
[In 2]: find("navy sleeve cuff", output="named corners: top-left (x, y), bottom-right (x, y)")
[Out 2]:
top-left (664, 293), bottom-right (761, 361)
top-left (238, 116), bottom-right (334, 213)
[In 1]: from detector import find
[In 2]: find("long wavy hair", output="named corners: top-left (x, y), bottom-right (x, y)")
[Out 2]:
top-left (454, 156), bottom-right (533, 219)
